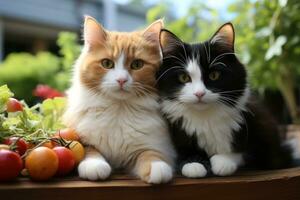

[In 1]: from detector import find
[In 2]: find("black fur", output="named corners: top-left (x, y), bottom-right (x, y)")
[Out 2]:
top-left (157, 23), bottom-right (293, 174)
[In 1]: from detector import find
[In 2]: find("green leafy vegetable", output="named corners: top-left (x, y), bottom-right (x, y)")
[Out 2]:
top-left (0, 85), bottom-right (66, 144)
top-left (0, 85), bottom-right (13, 112)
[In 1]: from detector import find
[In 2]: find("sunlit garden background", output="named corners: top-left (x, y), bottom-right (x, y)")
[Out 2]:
top-left (0, 0), bottom-right (299, 124)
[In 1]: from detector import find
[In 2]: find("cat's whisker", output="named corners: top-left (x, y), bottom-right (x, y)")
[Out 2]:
top-left (203, 43), bottom-right (210, 63)
top-left (216, 99), bottom-right (236, 109)
top-left (210, 61), bottom-right (228, 68)
top-left (213, 89), bottom-right (246, 94)
top-left (219, 96), bottom-right (240, 103)
top-left (208, 43), bottom-right (211, 63)
top-left (132, 84), bottom-right (156, 98)
top-left (218, 97), bottom-right (239, 105)
top-left (209, 52), bottom-right (238, 67)
top-left (163, 55), bottom-right (186, 66)
top-left (155, 66), bottom-right (185, 84)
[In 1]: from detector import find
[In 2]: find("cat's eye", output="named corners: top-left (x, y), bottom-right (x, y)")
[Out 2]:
top-left (209, 71), bottom-right (221, 81)
top-left (101, 59), bottom-right (114, 69)
top-left (131, 59), bottom-right (144, 70)
top-left (178, 73), bottom-right (191, 83)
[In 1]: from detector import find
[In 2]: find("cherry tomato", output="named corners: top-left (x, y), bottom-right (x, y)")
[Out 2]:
top-left (3, 137), bottom-right (28, 155)
top-left (42, 141), bottom-right (54, 149)
top-left (27, 143), bottom-right (36, 150)
top-left (6, 98), bottom-right (23, 112)
top-left (56, 128), bottom-right (80, 141)
top-left (27, 141), bottom-right (53, 149)
top-left (55, 128), bottom-right (80, 141)
top-left (53, 147), bottom-right (75, 176)
top-left (0, 149), bottom-right (23, 181)
top-left (25, 147), bottom-right (58, 181)
top-left (69, 141), bottom-right (85, 164)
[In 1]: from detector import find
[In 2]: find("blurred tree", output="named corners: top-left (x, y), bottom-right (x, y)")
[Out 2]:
top-left (147, 2), bottom-right (222, 43)
top-left (147, 0), bottom-right (300, 124)
top-left (229, 0), bottom-right (300, 123)
top-left (0, 32), bottom-right (81, 104)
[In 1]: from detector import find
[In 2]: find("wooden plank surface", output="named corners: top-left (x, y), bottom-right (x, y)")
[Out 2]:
top-left (1, 167), bottom-right (300, 200)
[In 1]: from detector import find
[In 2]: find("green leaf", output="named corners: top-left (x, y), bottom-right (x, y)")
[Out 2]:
top-left (0, 85), bottom-right (14, 112)
top-left (265, 35), bottom-right (287, 60)
top-left (41, 97), bottom-right (66, 130)
top-left (41, 97), bottom-right (66, 116)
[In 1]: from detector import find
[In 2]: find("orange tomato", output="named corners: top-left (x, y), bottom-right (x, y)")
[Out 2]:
top-left (42, 141), bottom-right (54, 149)
top-left (27, 141), bottom-right (54, 149)
top-left (25, 147), bottom-right (58, 181)
top-left (68, 141), bottom-right (85, 164)
top-left (55, 128), bottom-right (80, 141)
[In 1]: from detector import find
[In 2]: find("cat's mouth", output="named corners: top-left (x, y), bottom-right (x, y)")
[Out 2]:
top-left (118, 88), bottom-right (130, 93)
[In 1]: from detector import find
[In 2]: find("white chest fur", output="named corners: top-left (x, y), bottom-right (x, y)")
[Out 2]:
top-left (65, 85), bottom-right (175, 168)
top-left (161, 100), bottom-right (244, 156)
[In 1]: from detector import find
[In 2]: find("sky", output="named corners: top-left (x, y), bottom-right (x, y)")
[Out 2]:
top-left (114, 0), bottom-right (235, 20)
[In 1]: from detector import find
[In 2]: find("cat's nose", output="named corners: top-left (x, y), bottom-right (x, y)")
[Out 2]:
top-left (117, 78), bottom-right (128, 87)
top-left (194, 91), bottom-right (205, 99)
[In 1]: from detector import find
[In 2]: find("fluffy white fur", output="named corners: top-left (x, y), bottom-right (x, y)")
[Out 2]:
top-left (181, 162), bottom-right (207, 178)
top-left (162, 58), bottom-right (249, 176)
top-left (65, 50), bottom-right (175, 183)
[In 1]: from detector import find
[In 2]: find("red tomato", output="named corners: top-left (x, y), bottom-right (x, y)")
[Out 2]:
top-left (55, 128), bottom-right (80, 141)
top-left (0, 149), bottom-right (23, 181)
top-left (25, 147), bottom-right (58, 181)
top-left (3, 137), bottom-right (28, 156)
top-left (6, 98), bottom-right (23, 112)
top-left (53, 147), bottom-right (75, 176)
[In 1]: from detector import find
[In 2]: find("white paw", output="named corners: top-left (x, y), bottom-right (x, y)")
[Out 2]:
top-left (147, 161), bottom-right (173, 184)
top-left (181, 162), bottom-right (207, 178)
top-left (78, 157), bottom-right (111, 181)
top-left (210, 154), bottom-right (238, 176)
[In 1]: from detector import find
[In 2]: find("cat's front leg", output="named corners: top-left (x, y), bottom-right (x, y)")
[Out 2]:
top-left (210, 153), bottom-right (244, 176)
top-left (133, 150), bottom-right (173, 184)
top-left (78, 146), bottom-right (111, 181)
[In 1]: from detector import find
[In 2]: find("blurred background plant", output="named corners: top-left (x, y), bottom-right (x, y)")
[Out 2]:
top-left (0, 32), bottom-right (80, 104)
top-left (0, 0), bottom-right (299, 124)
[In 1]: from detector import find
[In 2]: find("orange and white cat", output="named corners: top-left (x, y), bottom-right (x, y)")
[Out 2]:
top-left (63, 16), bottom-right (175, 184)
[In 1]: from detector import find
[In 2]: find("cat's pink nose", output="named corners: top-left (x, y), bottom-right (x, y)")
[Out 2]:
top-left (194, 91), bottom-right (205, 99)
top-left (117, 78), bottom-right (128, 87)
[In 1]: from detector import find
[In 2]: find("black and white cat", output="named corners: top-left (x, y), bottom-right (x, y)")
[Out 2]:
top-left (156, 23), bottom-right (293, 177)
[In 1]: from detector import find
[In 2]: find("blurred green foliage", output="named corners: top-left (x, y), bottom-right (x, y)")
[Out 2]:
top-left (0, 32), bottom-right (81, 104)
top-left (148, 0), bottom-right (300, 123)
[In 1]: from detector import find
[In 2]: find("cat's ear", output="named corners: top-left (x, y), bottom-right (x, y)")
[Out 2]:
top-left (83, 15), bottom-right (107, 47)
top-left (142, 19), bottom-right (164, 44)
top-left (210, 22), bottom-right (235, 50)
top-left (160, 29), bottom-right (183, 55)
